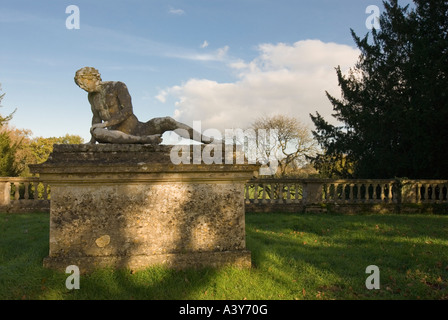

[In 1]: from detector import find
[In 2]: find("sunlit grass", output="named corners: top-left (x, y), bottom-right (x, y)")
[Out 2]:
top-left (0, 212), bottom-right (447, 300)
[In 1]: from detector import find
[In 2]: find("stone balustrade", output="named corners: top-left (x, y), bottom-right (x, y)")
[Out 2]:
top-left (245, 178), bottom-right (448, 213)
top-left (320, 179), bottom-right (398, 203)
top-left (1, 177), bottom-right (447, 214)
top-left (0, 177), bottom-right (50, 213)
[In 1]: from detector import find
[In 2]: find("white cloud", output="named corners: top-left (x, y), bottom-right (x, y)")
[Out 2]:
top-left (155, 90), bottom-right (168, 103)
top-left (158, 40), bottom-right (360, 132)
top-left (166, 45), bottom-right (230, 62)
top-left (216, 46), bottom-right (229, 59)
top-left (200, 40), bottom-right (209, 48)
top-left (168, 7), bottom-right (185, 15)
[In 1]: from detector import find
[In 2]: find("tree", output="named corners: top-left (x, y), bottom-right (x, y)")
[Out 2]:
top-left (310, 0), bottom-right (448, 179)
top-left (0, 84), bottom-right (84, 176)
top-left (18, 134), bottom-right (84, 176)
top-left (0, 85), bottom-right (19, 176)
top-left (0, 86), bottom-right (15, 126)
top-left (6, 128), bottom-right (33, 176)
top-left (27, 134), bottom-right (84, 165)
top-left (250, 114), bottom-right (318, 177)
top-left (0, 132), bottom-right (18, 176)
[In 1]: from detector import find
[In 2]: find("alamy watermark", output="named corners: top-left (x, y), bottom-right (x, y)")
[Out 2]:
top-left (169, 121), bottom-right (284, 176)
top-left (66, 5), bottom-right (80, 30)
top-left (366, 5), bottom-right (381, 30)
top-left (65, 265), bottom-right (80, 290)
top-left (365, 265), bottom-right (380, 290)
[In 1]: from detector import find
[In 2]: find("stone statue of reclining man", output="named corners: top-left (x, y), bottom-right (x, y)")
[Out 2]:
top-left (74, 66), bottom-right (211, 145)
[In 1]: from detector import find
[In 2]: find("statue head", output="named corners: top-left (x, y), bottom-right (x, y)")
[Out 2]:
top-left (74, 67), bottom-right (102, 92)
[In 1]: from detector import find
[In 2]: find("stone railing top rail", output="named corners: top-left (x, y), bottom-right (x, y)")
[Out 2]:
top-left (0, 177), bottom-right (41, 183)
top-left (249, 178), bottom-right (448, 184)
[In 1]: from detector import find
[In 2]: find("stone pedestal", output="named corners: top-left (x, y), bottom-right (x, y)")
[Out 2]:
top-left (30, 144), bottom-right (258, 273)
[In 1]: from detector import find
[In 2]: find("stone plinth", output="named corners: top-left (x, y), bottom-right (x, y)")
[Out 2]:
top-left (30, 144), bottom-right (258, 273)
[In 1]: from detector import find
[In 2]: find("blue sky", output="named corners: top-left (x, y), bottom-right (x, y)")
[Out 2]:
top-left (0, 0), bottom-right (413, 142)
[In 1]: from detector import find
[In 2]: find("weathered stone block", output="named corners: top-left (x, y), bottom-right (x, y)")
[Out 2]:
top-left (30, 144), bottom-right (258, 273)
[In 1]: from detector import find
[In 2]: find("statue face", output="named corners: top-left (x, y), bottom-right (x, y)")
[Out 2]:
top-left (77, 77), bottom-right (101, 93)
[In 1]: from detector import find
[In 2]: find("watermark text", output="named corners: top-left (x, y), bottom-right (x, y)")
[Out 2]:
top-left (365, 265), bottom-right (380, 290)
top-left (66, 5), bottom-right (80, 30)
top-left (65, 265), bottom-right (80, 290)
top-left (366, 5), bottom-right (381, 30)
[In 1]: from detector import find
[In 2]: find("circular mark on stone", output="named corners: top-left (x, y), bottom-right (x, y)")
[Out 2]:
top-left (95, 235), bottom-right (111, 248)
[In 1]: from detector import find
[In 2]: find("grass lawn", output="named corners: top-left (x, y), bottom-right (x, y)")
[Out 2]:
top-left (0, 211), bottom-right (447, 300)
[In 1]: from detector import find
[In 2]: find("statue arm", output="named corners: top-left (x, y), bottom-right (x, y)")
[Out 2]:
top-left (88, 94), bottom-right (103, 144)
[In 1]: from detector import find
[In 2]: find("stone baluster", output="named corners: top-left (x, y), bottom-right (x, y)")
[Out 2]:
top-left (343, 184), bottom-right (348, 202)
top-left (286, 183), bottom-right (292, 204)
top-left (336, 184), bottom-right (341, 202)
top-left (349, 183), bottom-right (354, 203)
top-left (14, 182), bottom-right (20, 200)
top-left (388, 183), bottom-right (393, 202)
top-left (424, 184), bottom-right (430, 202)
top-left (329, 183), bottom-right (335, 202)
top-left (278, 182), bottom-right (284, 204)
top-left (295, 183), bottom-right (301, 203)
top-left (244, 184), bottom-right (250, 204)
top-left (253, 183), bottom-right (259, 204)
top-left (378, 184), bottom-right (384, 202)
top-left (24, 182), bottom-right (30, 200)
top-left (326, 183), bottom-right (332, 202)
top-left (416, 183), bottom-right (422, 203)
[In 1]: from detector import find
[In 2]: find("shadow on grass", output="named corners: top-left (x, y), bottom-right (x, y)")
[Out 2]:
top-left (0, 212), bottom-right (226, 300)
top-left (245, 212), bottom-right (448, 299)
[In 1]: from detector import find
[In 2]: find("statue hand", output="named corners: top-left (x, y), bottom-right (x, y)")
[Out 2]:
top-left (90, 122), bottom-right (108, 134)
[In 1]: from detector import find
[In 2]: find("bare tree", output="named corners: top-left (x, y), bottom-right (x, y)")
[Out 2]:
top-left (251, 114), bottom-right (318, 177)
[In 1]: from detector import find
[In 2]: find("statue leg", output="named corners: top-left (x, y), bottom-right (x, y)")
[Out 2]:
top-left (92, 128), bottom-right (162, 144)
top-left (149, 117), bottom-right (216, 144)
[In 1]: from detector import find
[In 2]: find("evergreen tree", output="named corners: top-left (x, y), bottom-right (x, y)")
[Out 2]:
top-left (310, 0), bottom-right (448, 179)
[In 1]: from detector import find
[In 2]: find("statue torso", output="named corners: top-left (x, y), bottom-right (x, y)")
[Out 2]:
top-left (89, 81), bottom-right (139, 134)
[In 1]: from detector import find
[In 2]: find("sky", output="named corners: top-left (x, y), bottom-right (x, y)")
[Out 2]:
top-left (0, 0), bottom-right (414, 143)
